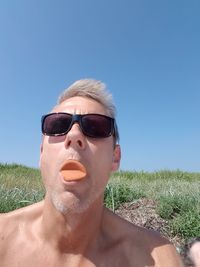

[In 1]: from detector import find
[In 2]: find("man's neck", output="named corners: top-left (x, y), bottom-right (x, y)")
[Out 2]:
top-left (38, 196), bottom-right (105, 254)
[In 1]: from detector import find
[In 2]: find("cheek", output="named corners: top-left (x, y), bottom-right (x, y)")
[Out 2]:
top-left (40, 152), bottom-right (52, 185)
top-left (90, 144), bottom-right (114, 175)
top-left (40, 143), bottom-right (61, 184)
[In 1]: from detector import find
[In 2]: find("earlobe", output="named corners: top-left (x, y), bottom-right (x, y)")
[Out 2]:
top-left (39, 141), bottom-right (43, 168)
top-left (40, 143), bottom-right (43, 154)
top-left (40, 136), bottom-right (44, 154)
top-left (112, 145), bottom-right (121, 172)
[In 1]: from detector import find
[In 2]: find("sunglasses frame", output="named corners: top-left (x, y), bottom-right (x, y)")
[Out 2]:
top-left (41, 112), bottom-right (116, 138)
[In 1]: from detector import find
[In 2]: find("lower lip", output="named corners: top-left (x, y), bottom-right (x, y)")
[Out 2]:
top-left (60, 175), bottom-right (85, 185)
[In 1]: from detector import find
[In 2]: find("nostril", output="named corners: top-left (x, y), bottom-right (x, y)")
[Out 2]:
top-left (65, 138), bottom-right (84, 149)
top-left (77, 140), bottom-right (83, 148)
top-left (66, 140), bottom-right (71, 147)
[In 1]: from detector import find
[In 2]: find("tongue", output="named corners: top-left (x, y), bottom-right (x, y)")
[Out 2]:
top-left (60, 160), bottom-right (87, 181)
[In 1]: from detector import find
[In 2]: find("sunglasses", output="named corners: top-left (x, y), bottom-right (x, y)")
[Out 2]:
top-left (41, 112), bottom-right (116, 138)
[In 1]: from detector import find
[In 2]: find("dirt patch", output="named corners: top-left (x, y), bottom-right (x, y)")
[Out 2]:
top-left (115, 198), bottom-right (189, 266)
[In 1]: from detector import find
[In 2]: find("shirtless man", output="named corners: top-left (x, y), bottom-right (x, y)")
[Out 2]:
top-left (0, 79), bottom-right (183, 267)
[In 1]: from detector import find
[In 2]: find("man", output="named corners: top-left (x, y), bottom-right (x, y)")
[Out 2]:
top-left (0, 79), bottom-right (183, 266)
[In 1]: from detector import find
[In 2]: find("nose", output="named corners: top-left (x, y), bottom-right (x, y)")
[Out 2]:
top-left (64, 123), bottom-right (86, 150)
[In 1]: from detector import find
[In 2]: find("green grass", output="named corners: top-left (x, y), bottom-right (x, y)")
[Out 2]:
top-left (0, 163), bottom-right (44, 212)
top-left (0, 163), bottom-right (200, 243)
top-left (106, 169), bottom-right (200, 242)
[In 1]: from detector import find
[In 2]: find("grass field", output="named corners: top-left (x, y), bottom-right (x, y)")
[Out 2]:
top-left (1, 163), bottom-right (200, 246)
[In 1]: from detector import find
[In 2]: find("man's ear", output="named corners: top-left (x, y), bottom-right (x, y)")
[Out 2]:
top-left (39, 138), bottom-right (44, 168)
top-left (111, 144), bottom-right (121, 172)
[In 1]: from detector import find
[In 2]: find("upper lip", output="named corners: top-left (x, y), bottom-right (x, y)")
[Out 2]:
top-left (60, 159), bottom-right (86, 171)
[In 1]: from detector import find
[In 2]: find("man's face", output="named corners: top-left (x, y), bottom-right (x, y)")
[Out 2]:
top-left (40, 96), bottom-right (121, 214)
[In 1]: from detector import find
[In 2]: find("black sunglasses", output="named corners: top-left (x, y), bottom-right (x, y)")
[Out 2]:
top-left (41, 112), bottom-right (116, 138)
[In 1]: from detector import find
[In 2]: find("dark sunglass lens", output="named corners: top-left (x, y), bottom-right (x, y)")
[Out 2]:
top-left (82, 114), bottom-right (112, 137)
top-left (43, 113), bottom-right (72, 135)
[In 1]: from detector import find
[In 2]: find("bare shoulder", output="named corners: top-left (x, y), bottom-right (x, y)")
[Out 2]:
top-left (103, 208), bottom-right (184, 267)
top-left (0, 201), bottom-right (43, 237)
top-left (0, 201), bottom-right (43, 263)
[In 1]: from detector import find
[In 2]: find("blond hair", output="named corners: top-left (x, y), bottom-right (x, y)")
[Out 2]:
top-left (58, 79), bottom-right (119, 143)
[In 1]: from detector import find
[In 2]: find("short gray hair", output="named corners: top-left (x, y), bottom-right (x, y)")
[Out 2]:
top-left (58, 79), bottom-right (119, 144)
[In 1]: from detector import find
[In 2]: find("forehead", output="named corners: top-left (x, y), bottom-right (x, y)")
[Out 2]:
top-left (52, 96), bottom-right (108, 115)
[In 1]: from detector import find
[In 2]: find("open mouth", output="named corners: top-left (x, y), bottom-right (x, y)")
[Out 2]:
top-left (60, 160), bottom-right (87, 181)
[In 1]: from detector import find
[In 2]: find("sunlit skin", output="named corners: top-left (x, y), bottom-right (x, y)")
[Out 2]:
top-left (40, 97), bottom-right (120, 218)
top-left (0, 97), bottom-right (184, 267)
top-left (189, 242), bottom-right (200, 267)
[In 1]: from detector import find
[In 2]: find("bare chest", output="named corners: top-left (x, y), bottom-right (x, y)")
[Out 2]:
top-left (0, 243), bottom-right (135, 267)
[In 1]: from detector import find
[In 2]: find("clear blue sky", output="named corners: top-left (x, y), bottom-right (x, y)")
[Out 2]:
top-left (0, 0), bottom-right (200, 172)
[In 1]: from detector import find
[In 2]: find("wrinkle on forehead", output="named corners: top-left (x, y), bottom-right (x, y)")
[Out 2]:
top-left (52, 104), bottom-right (84, 114)
top-left (51, 96), bottom-right (109, 116)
